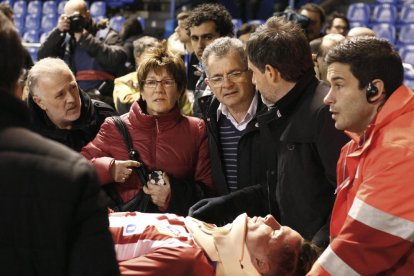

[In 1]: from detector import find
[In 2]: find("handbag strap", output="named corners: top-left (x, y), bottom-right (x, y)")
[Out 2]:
top-left (112, 116), bottom-right (140, 161)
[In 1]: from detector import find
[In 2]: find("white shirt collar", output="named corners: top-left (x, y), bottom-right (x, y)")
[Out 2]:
top-left (216, 92), bottom-right (258, 131)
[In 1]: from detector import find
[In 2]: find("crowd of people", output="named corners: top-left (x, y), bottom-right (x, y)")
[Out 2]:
top-left (1, 0), bottom-right (414, 275)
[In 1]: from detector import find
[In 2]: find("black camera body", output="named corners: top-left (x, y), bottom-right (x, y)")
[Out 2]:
top-left (69, 13), bottom-right (86, 33)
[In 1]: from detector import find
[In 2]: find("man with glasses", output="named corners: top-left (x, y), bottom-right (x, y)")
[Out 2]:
top-left (189, 37), bottom-right (267, 224)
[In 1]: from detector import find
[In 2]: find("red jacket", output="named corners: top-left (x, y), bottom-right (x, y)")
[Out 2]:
top-left (81, 101), bottom-right (214, 213)
top-left (309, 85), bottom-right (414, 275)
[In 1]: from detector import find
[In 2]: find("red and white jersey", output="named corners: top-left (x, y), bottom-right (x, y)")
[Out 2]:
top-left (109, 212), bottom-right (197, 261)
top-left (108, 212), bottom-right (215, 276)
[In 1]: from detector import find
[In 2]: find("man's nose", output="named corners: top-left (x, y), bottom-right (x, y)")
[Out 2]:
top-left (264, 215), bottom-right (281, 230)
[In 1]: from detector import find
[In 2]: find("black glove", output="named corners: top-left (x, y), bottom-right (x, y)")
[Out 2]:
top-left (189, 196), bottom-right (234, 225)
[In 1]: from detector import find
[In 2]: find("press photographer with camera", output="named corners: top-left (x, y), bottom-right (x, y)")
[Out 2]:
top-left (81, 44), bottom-right (215, 216)
top-left (38, 0), bottom-right (127, 102)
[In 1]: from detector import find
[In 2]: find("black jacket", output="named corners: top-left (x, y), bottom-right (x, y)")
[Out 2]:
top-left (255, 70), bottom-right (349, 247)
top-left (0, 90), bottom-right (119, 276)
top-left (198, 94), bottom-right (268, 218)
top-left (38, 24), bottom-right (127, 78)
top-left (27, 90), bottom-right (117, 152)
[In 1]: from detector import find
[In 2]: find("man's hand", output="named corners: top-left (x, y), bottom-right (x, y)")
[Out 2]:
top-left (110, 160), bottom-right (140, 183)
top-left (57, 14), bottom-right (70, 32)
top-left (143, 172), bottom-right (171, 208)
top-left (189, 196), bottom-right (230, 224)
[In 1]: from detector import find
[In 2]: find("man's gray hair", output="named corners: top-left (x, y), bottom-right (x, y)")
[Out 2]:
top-left (133, 36), bottom-right (160, 59)
top-left (27, 57), bottom-right (73, 96)
top-left (201, 37), bottom-right (247, 75)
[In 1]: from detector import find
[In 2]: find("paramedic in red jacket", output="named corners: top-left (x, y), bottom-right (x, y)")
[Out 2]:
top-left (308, 37), bottom-right (414, 275)
top-left (81, 45), bottom-right (215, 215)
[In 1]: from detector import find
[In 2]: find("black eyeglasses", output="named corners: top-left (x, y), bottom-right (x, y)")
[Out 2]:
top-left (142, 79), bottom-right (176, 88)
top-left (207, 69), bottom-right (250, 87)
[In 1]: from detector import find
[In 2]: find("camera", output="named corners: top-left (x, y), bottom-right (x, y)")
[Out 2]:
top-left (68, 13), bottom-right (86, 33)
top-left (274, 8), bottom-right (310, 30)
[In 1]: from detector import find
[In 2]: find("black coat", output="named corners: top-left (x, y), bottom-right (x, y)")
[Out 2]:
top-left (198, 94), bottom-right (268, 219)
top-left (254, 71), bottom-right (349, 247)
top-left (27, 90), bottom-right (117, 152)
top-left (0, 90), bottom-right (119, 276)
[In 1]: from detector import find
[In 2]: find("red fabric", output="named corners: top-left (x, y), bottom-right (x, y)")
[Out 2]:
top-left (109, 212), bottom-right (214, 276)
top-left (308, 85), bottom-right (414, 275)
top-left (81, 102), bottom-right (214, 202)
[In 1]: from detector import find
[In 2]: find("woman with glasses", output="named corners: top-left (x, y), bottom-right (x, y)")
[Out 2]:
top-left (81, 44), bottom-right (215, 215)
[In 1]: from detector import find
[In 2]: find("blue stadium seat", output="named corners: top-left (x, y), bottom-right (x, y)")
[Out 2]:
top-left (397, 24), bottom-right (414, 47)
top-left (400, 45), bottom-right (414, 65)
top-left (164, 19), bottom-right (176, 39)
top-left (375, 0), bottom-right (397, 4)
top-left (13, 1), bottom-right (27, 16)
top-left (58, 1), bottom-right (67, 15)
top-left (371, 4), bottom-right (398, 24)
top-left (43, 1), bottom-right (57, 15)
top-left (399, 4), bottom-right (414, 25)
top-left (232, 18), bottom-right (243, 36)
top-left (347, 3), bottom-right (371, 25)
top-left (90, 1), bottom-right (106, 18)
top-left (109, 15), bottom-right (125, 33)
top-left (372, 23), bottom-right (396, 44)
top-left (349, 21), bottom-right (368, 29)
top-left (106, 0), bottom-right (123, 9)
top-left (13, 13), bottom-right (25, 35)
top-left (22, 29), bottom-right (40, 43)
top-left (2, 0), bottom-right (14, 8)
top-left (27, 1), bottom-right (42, 16)
top-left (25, 14), bottom-right (40, 31)
top-left (41, 14), bottom-right (57, 32)
top-left (40, 31), bottom-right (51, 44)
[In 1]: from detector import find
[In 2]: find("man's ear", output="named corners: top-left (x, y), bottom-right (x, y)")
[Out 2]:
top-left (370, 79), bottom-right (386, 103)
top-left (254, 257), bottom-right (270, 274)
top-left (32, 95), bottom-right (47, 111)
top-left (264, 64), bottom-right (280, 85)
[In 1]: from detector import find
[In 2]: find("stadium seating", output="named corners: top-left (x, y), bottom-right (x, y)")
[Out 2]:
top-left (41, 13), bottom-right (57, 32)
top-left (371, 4), bottom-right (398, 24)
top-left (347, 3), bottom-right (371, 25)
top-left (400, 45), bottom-right (414, 65)
top-left (22, 29), bottom-right (40, 43)
top-left (27, 1), bottom-right (42, 16)
top-left (397, 24), bottom-right (414, 47)
top-left (90, 1), bottom-right (106, 18)
top-left (399, 4), bottom-right (414, 25)
top-left (27, 47), bottom-right (38, 62)
top-left (372, 23), bottom-right (397, 43)
top-left (25, 14), bottom-right (41, 31)
top-left (375, 0), bottom-right (397, 4)
top-left (109, 15), bottom-right (125, 33)
top-left (13, 12), bottom-right (25, 35)
top-left (58, 1), bottom-right (67, 15)
top-left (43, 1), bottom-right (57, 15)
top-left (13, 1), bottom-right (27, 16)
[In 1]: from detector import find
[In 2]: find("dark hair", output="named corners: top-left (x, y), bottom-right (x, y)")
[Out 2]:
top-left (266, 240), bottom-right (321, 276)
top-left (324, 12), bottom-right (349, 33)
top-left (293, 241), bottom-right (322, 275)
top-left (0, 12), bottom-right (25, 93)
top-left (236, 22), bottom-right (259, 38)
top-left (120, 16), bottom-right (144, 41)
top-left (299, 3), bottom-right (326, 25)
top-left (137, 42), bottom-right (187, 95)
top-left (246, 16), bottom-right (313, 82)
top-left (326, 36), bottom-right (403, 99)
top-left (185, 3), bottom-right (233, 37)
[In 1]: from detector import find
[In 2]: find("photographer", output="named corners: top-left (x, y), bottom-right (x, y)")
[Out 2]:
top-left (38, 0), bottom-right (127, 100)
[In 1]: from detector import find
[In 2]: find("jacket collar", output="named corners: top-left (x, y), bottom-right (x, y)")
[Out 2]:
top-left (128, 99), bottom-right (182, 130)
top-left (27, 89), bottom-right (96, 130)
top-left (346, 85), bottom-right (414, 153)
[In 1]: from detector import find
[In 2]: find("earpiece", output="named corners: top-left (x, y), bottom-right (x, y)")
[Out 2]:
top-left (366, 82), bottom-right (378, 99)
